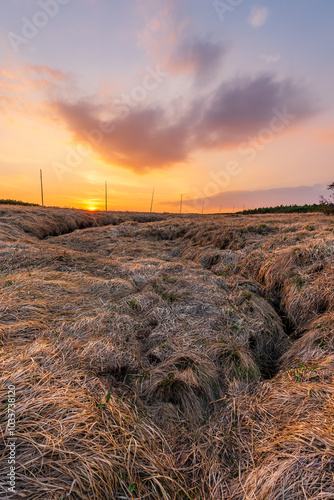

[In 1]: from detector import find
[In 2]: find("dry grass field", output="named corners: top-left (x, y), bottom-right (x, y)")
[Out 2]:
top-left (0, 206), bottom-right (333, 499)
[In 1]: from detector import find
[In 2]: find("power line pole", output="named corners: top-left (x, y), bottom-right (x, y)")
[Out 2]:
top-left (180, 194), bottom-right (183, 214)
top-left (105, 181), bottom-right (108, 211)
top-left (150, 188), bottom-right (155, 213)
top-left (40, 169), bottom-right (44, 207)
top-left (202, 199), bottom-right (205, 214)
top-left (219, 204), bottom-right (222, 214)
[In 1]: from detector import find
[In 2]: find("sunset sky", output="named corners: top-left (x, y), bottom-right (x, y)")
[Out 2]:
top-left (0, 0), bottom-right (333, 212)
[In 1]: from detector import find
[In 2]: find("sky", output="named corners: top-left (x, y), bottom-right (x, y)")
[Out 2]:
top-left (0, 0), bottom-right (333, 212)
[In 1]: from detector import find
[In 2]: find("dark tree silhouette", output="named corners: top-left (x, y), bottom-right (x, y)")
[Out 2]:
top-left (319, 182), bottom-right (334, 214)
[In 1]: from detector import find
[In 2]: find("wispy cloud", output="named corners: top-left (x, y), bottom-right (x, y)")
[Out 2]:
top-left (249, 6), bottom-right (269, 28)
top-left (0, 62), bottom-right (76, 118)
top-left (27, 65), bottom-right (68, 81)
top-left (262, 53), bottom-right (281, 63)
top-left (136, 0), bottom-right (187, 61)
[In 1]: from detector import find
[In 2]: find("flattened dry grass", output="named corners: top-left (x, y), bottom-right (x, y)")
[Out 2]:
top-left (0, 204), bottom-right (173, 241)
top-left (1, 209), bottom-right (334, 498)
top-left (1, 343), bottom-right (189, 499)
top-left (232, 355), bottom-right (334, 499)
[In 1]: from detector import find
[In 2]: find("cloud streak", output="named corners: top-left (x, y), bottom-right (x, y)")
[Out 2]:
top-left (261, 53), bottom-right (281, 63)
top-left (249, 6), bottom-right (269, 28)
top-left (183, 184), bottom-right (329, 210)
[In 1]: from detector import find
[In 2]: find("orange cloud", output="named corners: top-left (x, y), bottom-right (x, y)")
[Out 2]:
top-left (0, 69), bottom-right (16, 79)
top-left (0, 62), bottom-right (74, 119)
top-left (27, 65), bottom-right (68, 81)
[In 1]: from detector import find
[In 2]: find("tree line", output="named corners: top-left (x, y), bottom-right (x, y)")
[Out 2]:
top-left (239, 183), bottom-right (334, 215)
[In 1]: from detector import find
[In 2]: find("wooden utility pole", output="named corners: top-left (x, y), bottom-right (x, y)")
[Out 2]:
top-left (201, 199), bottom-right (205, 214)
top-left (150, 188), bottom-right (155, 213)
top-left (40, 169), bottom-right (44, 207)
top-left (105, 181), bottom-right (108, 211)
top-left (219, 204), bottom-right (222, 214)
top-left (180, 194), bottom-right (183, 214)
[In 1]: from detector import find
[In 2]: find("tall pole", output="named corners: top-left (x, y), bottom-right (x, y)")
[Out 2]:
top-left (105, 181), bottom-right (108, 211)
top-left (219, 204), bottom-right (222, 214)
top-left (150, 188), bottom-right (155, 213)
top-left (180, 194), bottom-right (183, 214)
top-left (202, 199), bottom-right (205, 214)
top-left (40, 169), bottom-right (44, 207)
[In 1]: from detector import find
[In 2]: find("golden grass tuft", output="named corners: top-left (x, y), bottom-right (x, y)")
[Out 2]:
top-left (208, 340), bottom-right (260, 382)
top-left (141, 353), bottom-right (221, 422)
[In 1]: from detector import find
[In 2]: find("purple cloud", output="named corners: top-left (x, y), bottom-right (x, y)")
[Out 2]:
top-left (169, 38), bottom-right (228, 84)
top-left (194, 73), bottom-right (317, 149)
top-left (53, 73), bottom-right (318, 173)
